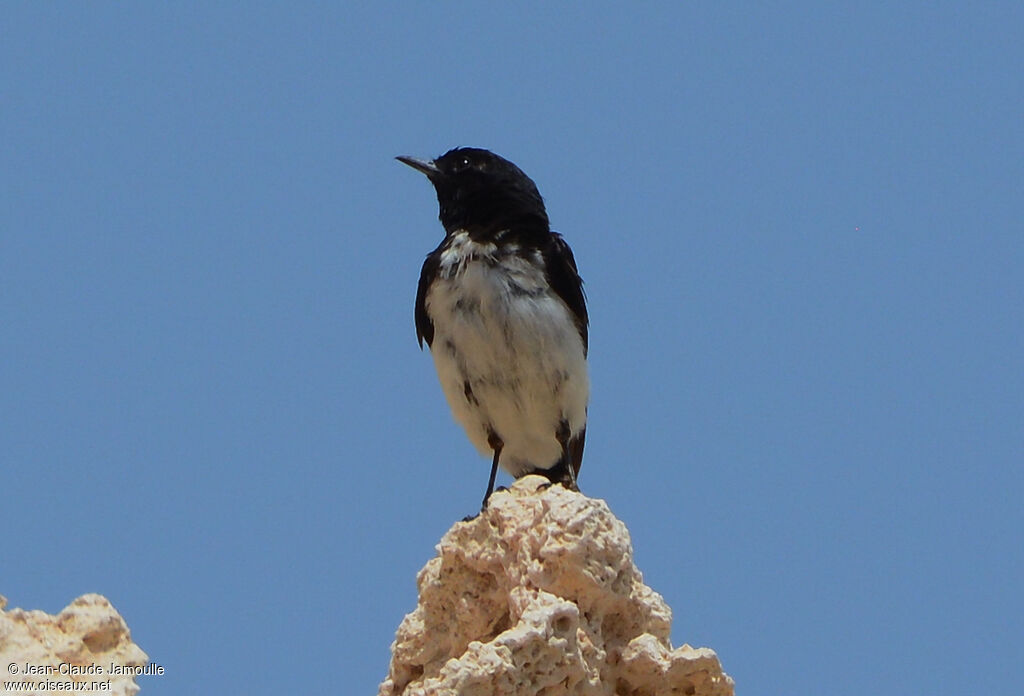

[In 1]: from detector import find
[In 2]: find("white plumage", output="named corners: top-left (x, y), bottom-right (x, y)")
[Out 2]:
top-left (425, 231), bottom-right (589, 477)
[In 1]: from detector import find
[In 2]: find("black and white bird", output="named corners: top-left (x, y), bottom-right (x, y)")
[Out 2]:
top-left (397, 147), bottom-right (589, 511)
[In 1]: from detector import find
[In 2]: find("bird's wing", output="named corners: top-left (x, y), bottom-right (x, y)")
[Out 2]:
top-left (415, 248), bottom-right (441, 348)
top-left (543, 233), bottom-right (588, 355)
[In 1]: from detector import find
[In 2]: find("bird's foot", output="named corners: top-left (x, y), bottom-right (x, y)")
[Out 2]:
top-left (537, 479), bottom-right (579, 493)
top-left (462, 485), bottom-right (510, 522)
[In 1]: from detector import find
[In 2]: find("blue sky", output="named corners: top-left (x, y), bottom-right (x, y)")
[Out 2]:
top-left (2, 4), bottom-right (1021, 695)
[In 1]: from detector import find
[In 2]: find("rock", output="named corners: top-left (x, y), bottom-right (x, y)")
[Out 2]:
top-left (379, 475), bottom-right (734, 696)
top-left (0, 593), bottom-right (148, 696)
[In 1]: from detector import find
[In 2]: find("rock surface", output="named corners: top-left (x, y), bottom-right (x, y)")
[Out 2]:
top-left (0, 593), bottom-right (148, 696)
top-left (379, 476), bottom-right (734, 696)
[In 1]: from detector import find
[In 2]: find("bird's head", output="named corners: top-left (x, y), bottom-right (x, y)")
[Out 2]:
top-left (397, 147), bottom-right (549, 238)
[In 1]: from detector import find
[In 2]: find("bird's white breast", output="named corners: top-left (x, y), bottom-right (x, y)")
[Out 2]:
top-left (426, 231), bottom-right (589, 476)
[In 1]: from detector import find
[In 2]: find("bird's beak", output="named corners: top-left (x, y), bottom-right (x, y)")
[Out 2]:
top-left (396, 155), bottom-right (441, 179)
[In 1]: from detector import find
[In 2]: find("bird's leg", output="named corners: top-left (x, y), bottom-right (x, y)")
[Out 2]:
top-left (481, 430), bottom-right (504, 510)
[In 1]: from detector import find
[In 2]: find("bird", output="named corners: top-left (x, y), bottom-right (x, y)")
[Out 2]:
top-left (397, 147), bottom-right (589, 511)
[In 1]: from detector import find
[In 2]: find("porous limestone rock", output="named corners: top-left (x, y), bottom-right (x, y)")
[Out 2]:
top-left (379, 475), bottom-right (734, 696)
top-left (0, 593), bottom-right (148, 696)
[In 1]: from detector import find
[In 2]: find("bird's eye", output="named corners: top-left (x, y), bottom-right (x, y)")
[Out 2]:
top-left (461, 156), bottom-right (471, 168)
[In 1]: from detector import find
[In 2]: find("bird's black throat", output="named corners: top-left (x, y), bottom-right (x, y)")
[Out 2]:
top-left (426, 148), bottom-right (551, 243)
